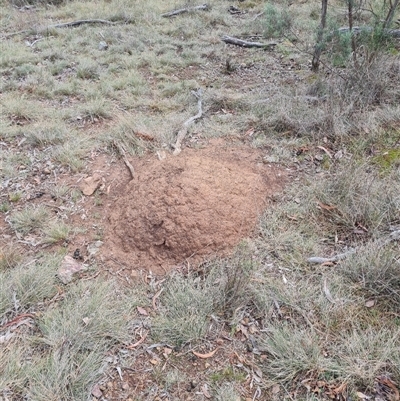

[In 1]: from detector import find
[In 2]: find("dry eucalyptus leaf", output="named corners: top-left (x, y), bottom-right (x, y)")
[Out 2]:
top-left (79, 173), bottom-right (103, 196)
top-left (137, 306), bottom-right (148, 316)
top-left (192, 348), bottom-right (218, 359)
top-left (365, 300), bottom-right (375, 308)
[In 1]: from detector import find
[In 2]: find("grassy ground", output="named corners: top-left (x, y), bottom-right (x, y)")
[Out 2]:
top-left (1, 0), bottom-right (400, 400)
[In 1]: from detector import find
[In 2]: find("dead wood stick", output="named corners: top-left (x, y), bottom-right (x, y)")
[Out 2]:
top-left (307, 248), bottom-right (356, 265)
top-left (46, 19), bottom-right (116, 29)
top-left (336, 26), bottom-right (400, 38)
top-left (308, 230), bottom-right (400, 265)
top-left (113, 141), bottom-right (135, 180)
top-left (161, 4), bottom-right (209, 18)
top-left (252, 11), bottom-right (265, 21)
top-left (173, 89), bottom-right (203, 156)
top-left (221, 35), bottom-right (277, 49)
top-left (3, 19), bottom-right (115, 38)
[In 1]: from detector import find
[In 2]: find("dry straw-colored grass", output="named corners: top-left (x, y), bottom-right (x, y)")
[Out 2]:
top-left (1, 0), bottom-right (400, 398)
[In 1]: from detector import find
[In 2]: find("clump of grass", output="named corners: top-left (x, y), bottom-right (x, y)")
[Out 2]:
top-left (338, 241), bottom-right (400, 309)
top-left (25, 124), bottom-right (69, 147)
top-left (50, 184), bottom-right (70, 201)
top-left (110, 70), bottom-right (147, 95)
top-left (335, 56), bottom-right (400, 109)
top-left (213, 382), bottom-right (241, 401)
top-left (76, 59), bottom-right (100, 80)
top-left (2, 274), bottom-right (136, 399)
top-left (258, 197), bottom-right (321, 269)
top-left (78, 98), bottom-right (112, 120)
top-left (2, 254), bottom-right (60, 314)
top-left (8, 191), bottom-right (22, 203)
top-left (1, 94), bottom-right (42, 123)
top-left (38, 279), bottom-right (133, 350)
top-left (373, 148), bottom-right (400, 172)
top-left (103, 115), bottom-right (153, 156)
top-left (53, 138), bottom-right (90, 172)
top-left (0, 243), bottom-right (23, 270)
top-left (312, 162), bottom-right (400, 237)
top-left (263, 2), bottom-right (292, 38)
top-left (0, 202), bottom-right (11, 213)
top-left (27, 347), bottom-right (105, 401)
top-left (259, 324), bottom-right (328, 383)
top-left (210, 367), bottom-right (246, 384)
top-left (9, 205), bottom-right (49, 234)
top-left (0, 345), bottom-right (29, 395)
top-left (42, 221), bottom-right (71, 244)
top-left (1, 152), bottom-right (32, 180)
top-left (70, 188), bottom-right (83, 203)
top-left (152, 273), bottom-right (214, 348)
top-left (207, 242), bottom-right (257, 318)
top-left (332, 327), bottom-right (400, 387)
top-left (255, 93), bottom-right (332, 138)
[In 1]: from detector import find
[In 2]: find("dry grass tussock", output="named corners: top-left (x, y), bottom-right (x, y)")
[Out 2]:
top-left (1, 263), bottom-right (144, 399)
top-left (1, 0), bottom-right (400, 399)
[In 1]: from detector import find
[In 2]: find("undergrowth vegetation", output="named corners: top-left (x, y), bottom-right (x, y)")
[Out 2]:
top-left (1, 0), bottom-right (399, 399)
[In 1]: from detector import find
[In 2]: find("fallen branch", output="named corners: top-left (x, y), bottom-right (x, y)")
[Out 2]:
top-left (3, 19), bottom-right (116, 38)
top-left (161, 4), bottom-right (209, 18)
top-left (337, 26), bottom-right (400, 38)
top-left (113, 141), bottom-right (135, 180)
top-left (307, 248), bottom-right (356, 265)
top-left (252, 11), bottom-right (265, 21)
top-left (221, 35), bottom-right (277, 49)
top-left (45, 19), bottom-right (116, 29)
top-left (173, 89), bottom-right (203, 156)
top-left (308, 230), bottom-right (400, 265)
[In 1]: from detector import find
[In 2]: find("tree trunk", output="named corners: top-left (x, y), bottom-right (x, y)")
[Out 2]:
top-left (311, 0), bottom-right (328, 72)
top-left (383, 0), bottom-right (400, 29)
top-left (347, 0), bottom-right (358, 67)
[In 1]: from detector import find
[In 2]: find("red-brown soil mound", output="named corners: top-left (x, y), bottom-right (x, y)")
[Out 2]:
top-left (104, 143), bottom-right (285, 274)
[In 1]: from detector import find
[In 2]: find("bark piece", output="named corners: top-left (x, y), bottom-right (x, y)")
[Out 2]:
top-left (221, 35), bottom-right (276, 49)
top-left (79, 173), bottom-right (103, 196)
top-left (58, 255), bottom-right (87, 284)
top-left (173, 89), bottom-right (203, 155)
top-left (161, 4), bottom-right (208, 18)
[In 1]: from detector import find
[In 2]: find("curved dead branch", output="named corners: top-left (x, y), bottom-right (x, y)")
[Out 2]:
top-left (173, 89), bottom-right (203, 156)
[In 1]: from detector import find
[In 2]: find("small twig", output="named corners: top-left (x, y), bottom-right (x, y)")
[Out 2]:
top-left (173, 89), bottom-right (203, 155)
top-left (113, 140), bottom-right (135, 180)
top-left (0, 313), bottom-right (36, 331)
top-left (152, 288), bottom-right (164, 310)
top-left (221, 35), bottom-right (277, 49)
top-left (161, 4), bottom-right (208, 18)
top-left (29, 38), bottom-right (46, 47)
top-left (322, 278), bottom-right (336, 304)
top-left (125, 330), bottom-right (148, 349)
top-left (252, 11), bottom-right (265, 21)
top-left (273, 299), bottom-right (283, 317)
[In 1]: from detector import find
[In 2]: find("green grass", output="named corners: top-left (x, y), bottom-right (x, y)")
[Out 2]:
top-left (1, 0), bottom-right (400, 399)
top-left (42, 221), bottom-right (71, 244)
top-left (9, 205), bottom-right (49, 235)
top-left (152, 273), bottom-right (214, 348)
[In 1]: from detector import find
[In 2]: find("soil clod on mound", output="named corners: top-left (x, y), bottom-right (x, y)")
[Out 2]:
top-left (105, 144), bottom-right (285, 274)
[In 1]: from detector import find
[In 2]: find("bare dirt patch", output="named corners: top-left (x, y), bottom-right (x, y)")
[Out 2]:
top-left (103, 140), bottom-right (286, 274)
